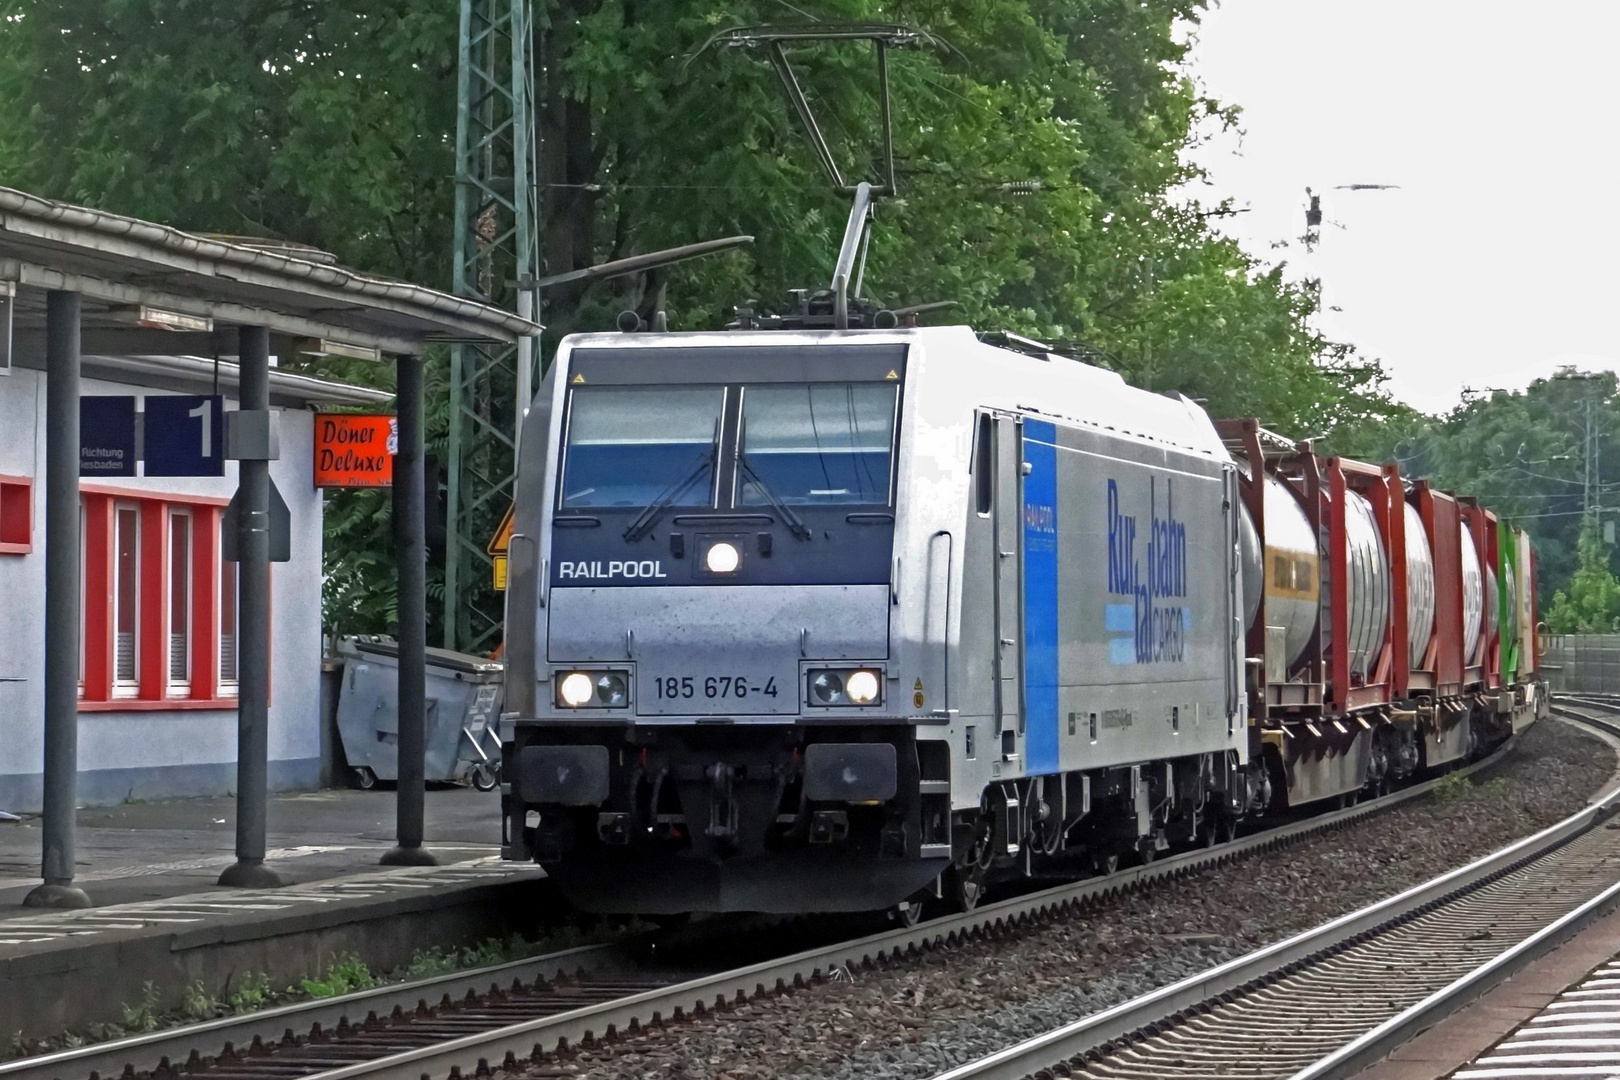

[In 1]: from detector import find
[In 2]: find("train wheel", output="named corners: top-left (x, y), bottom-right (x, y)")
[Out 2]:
top-left (894, 898), bottom-right (926, 927)
top-left (945, 864), bottom-right (985, 912)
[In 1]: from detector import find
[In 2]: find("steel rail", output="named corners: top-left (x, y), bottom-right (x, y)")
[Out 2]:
top-left (0, 942), bottom-right (625, 1080)
top-left (926, 717), bottom-right (1614, 1080)
top-left (6, 736), bottom-right (1519, 1080)
top-left (1285, 869), bottom-right (1620, 1079)
top-left (1555, 695), bottom-right (1620, 720)
top-left (243, 740), bottom-right (1521, 1080)
top-left (1550, 699), bottom-right (1620, 751)
top-left (1289, 703), bottom-right (1620, 1080)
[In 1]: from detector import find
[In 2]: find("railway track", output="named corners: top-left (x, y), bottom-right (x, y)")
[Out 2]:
top-left (927, 701), bottom-right (1620, 1080)
top-left (1550, 693), bottom-right (1620, 730)
top-left (1, 739), bottom-right (1523, 1080)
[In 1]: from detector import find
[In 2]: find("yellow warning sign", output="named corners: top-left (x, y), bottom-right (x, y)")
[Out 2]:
top-left (886, 369), bottom-right (899, 380)
top-left (912, 677), bottom-right (925, 709)
top-left (571, 373), bottom-right (586, 384)
top-left (487, 504), bottom-right (515, 556)
top-left (488, 503), bottom-right (515, 590)
top-left (913, 678), bottom-right (924, 691)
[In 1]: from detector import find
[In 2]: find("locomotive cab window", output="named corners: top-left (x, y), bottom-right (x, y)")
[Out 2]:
top-left (735, 383), bottom-right (898, 506)
top-left (559, 386), bottom-right (724, 509)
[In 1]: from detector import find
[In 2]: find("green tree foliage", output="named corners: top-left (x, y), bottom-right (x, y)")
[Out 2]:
top-left (0, 0), bottom-right (457, 286)
top-left (1544, 521), bottom-right (1620, 633)
top-left (0, 0), bottom-right (1412, 639)
top-left (1387, 370), bottom-right (1620, 597)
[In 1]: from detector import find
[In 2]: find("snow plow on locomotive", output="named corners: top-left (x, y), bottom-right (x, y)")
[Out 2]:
top-left (496, 325), bottom-right (1545, 916)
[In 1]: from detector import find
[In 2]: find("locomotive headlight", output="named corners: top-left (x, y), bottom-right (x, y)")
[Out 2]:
top-left (556, 670), bottom-right (631, 708)
top-left (704, 540), bottom-right (741, 574)
top-left (845, 670), bottom-right (881, 705)
top-left (807, 668), bottom-right (884, 707)
top-left (811, 671), bottom-right (844, 704)
top-left (595, 673), bottom-right (628, 707)
top-left (558, 672), bottom-right (596, 707)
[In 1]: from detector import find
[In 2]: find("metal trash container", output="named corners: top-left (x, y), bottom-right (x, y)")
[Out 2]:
top-left (333, 636), bottom-right (503, 790)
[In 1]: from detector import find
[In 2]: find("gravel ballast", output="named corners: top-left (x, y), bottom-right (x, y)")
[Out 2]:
top-left (527, 717), bottom-right (1614, 1080)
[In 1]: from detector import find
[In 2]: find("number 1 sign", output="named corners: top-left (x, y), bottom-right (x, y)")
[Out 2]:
top-left (145, 395), bottom-right (225, 476)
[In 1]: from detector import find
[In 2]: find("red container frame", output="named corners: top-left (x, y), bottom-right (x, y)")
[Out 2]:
top-left (1324, 456), bottom-right (1401, 714)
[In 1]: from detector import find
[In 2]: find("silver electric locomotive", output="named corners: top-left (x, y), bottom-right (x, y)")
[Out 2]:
top-left (500, 325), bottom-right (1255, 914)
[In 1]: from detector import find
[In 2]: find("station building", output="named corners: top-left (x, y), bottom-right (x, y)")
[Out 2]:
top-left (0, 355), bottom-right (387, 810)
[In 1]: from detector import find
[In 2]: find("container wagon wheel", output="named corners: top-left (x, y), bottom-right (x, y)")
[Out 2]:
top-left (353, 766), bottom-right (377, 790)
top-left (471, 764), bottom-right (499, 792)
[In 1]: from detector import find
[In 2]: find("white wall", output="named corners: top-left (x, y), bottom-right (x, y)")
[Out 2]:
top-left (0, 369), bottom-right (327, 809)
top-left (0, 368), bottom-right (46, 802)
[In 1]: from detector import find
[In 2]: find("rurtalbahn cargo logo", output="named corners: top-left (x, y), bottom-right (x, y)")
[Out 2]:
top-left (1106, 477), bottom-right (1189, 664)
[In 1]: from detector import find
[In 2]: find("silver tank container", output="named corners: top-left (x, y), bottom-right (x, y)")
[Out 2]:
top-left (1460, 523), bottom-right (1483, 661)
top-left (1334, 489), bottom-right (1391, 679)
top-left (1404, 501), bottom-right (1435, 668)
top-left (1239, 475), bottom-right (1394, 680)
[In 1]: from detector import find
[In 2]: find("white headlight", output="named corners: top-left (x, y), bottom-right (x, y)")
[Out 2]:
top-left (846, 670), bottom-right (880, 704)
top-left (705, 541), bottom-right (741, 573)
top-left (558, 672), bottom-right (595, 707)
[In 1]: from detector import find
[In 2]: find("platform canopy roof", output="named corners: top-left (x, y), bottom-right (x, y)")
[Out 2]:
top-left (0, 185), bottom-right (538, 360)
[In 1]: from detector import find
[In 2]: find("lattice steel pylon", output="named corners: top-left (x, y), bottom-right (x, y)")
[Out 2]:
top-left (445, 0), bottom-right (539, 652)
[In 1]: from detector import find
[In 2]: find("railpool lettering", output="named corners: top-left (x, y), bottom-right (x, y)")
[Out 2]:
top-left (1105, 476), bottom-right (1189, 663)
top-left (557, 560), bottom-right (668, 581)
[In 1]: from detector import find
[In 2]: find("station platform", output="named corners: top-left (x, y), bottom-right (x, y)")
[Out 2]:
top-left (0, 787), bottom-right (553, 1042)
top-left (0, 784), bottom-right (504, 910)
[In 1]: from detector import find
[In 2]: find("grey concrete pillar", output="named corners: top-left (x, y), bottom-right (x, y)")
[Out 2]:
top-left (24, 291), bottom-right (90, 910)
top-left (382, 352), bottom-right (437, 866)
top-left (218, 325), bottom-right (287, 888)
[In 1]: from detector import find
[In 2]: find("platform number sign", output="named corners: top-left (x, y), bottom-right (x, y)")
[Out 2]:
top-left (144, 395), bottom-right (225, 477)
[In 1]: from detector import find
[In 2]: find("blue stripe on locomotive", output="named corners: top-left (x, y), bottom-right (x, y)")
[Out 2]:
top-left (1022, 420), bottom-right (1060, 774)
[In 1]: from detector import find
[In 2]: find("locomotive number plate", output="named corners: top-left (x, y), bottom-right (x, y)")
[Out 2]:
top-left (650, 675), bottom-right (780, 702)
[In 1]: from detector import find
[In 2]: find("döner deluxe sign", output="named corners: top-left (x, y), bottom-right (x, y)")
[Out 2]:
top-left (314, 414), bottom-right (395, 488)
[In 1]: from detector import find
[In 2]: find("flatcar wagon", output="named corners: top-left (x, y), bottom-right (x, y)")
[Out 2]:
top-left (497, 324), bottom-right (1544, 916)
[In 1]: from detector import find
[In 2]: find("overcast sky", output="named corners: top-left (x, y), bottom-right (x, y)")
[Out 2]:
top-left (1185, 0), bottom-right (1618, 415)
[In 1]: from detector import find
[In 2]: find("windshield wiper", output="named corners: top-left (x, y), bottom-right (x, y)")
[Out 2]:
top-left (737, 455), bottom-right (813, 541)
top-left (623, 448), bottom-right (713, 543)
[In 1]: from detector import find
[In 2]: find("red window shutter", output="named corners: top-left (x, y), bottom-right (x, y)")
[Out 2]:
top-left (81, 494), bottom-right (113, 701)
top-left (190, 507), bottom-right (220, 700)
